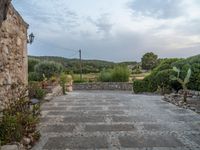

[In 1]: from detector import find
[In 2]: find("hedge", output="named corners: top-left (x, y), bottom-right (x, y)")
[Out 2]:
top-left (133, 55), bottom-right (200, 94)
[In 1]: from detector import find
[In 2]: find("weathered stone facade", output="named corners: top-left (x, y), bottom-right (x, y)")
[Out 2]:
top-left (0, 0), bottom-right (11, 26)
top-left (73, 82), bottom-right (133, 91)
top-left (0, 4), bottom-right (28, 112)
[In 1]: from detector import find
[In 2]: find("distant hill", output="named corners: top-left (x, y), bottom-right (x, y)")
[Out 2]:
top-left (29, 56), bottom-right (137, 74)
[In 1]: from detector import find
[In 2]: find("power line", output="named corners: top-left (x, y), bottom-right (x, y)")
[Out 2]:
top-left (38, 40), bottom-right (78, 52)
top-left (68, 51), bottom-right (79, 58)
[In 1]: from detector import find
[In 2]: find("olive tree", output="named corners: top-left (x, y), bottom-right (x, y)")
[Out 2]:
top-left (141, 52), bottom-right (158, 70)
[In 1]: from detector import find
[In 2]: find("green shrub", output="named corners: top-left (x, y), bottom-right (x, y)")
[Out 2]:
top-left (0, 88), bottom-right (40, 145)
top-left (155, 69), bottom-right (181, 93)
top-left (191, 64), bottom-right (200, 90)
top-left (172, 55), bottom-right (200, 91)
top-left (98, 70), bottom-right (112, 82)
top-left (35, 88), bottom-right (46, 99)
top-left (60, 73), bottom-right (67, 94)
top-left (0, 113), bottom-right (22, 144)
top-left (73, 79), bottom-right (87, 83)
top-left (34, 61), bottom-right (63, 79)
top-left (132, 68), bottom-right (142, 74)
top-left (171, 67), bottom-right (192, 102)
top-left (28, 82), bottom-right (46, 99)
top-left (133, 80), bottom-right (148, 93)
top-left (28, 58), bottom-right (40, 73)
top-left (99, 66), bottom-right (130, 82)
top-left (133, 58), bottom-right (182, 93)
top-left (28, 72), bottom-right (43, 82)
top-left (153, 58), bottom-right (181, 73)
top-left (111, 66), bottom-right (130, 82)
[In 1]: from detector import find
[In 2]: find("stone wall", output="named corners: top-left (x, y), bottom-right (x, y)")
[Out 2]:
top-left (0, 4), bottom-right (28, 112)
top-left (73, 82), bottom-right (133, 91)
top-left (0, 0), bottom-right (11, 26)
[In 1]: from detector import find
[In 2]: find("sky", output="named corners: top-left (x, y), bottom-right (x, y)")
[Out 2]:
top-left (13, 0), bottom-right (200, 62)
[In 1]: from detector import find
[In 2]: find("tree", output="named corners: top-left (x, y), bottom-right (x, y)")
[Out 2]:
top-left (28, 58), bottom-right (40, 73)
top-left (141, 52), bottom-right (158, 70)
top-left (34, 61), bottom-right (63, 78)
top-left (170, 67), bottom-right (192, 103)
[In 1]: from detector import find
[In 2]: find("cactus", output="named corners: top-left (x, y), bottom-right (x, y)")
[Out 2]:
top-left (170, 67), bottom-right (192, 102)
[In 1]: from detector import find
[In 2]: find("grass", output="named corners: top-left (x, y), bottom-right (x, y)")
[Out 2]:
top-left (73, 73), bottom-right (99, 82)
top-left (73, 72), bottom-right (151, 83)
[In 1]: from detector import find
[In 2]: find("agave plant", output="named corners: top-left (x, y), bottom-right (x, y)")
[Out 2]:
top-left (170, 67), bottom-right (192, 102)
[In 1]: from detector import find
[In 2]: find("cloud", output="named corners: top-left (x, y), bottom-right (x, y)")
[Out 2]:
top-left (128, 0), bottom-right (184, 19)
top-left (12, 0), bottom-right (200, 62)
top-left (87, 13), bottom-right (113, 35)
top-left (13, 0), bottom-right (79, 31)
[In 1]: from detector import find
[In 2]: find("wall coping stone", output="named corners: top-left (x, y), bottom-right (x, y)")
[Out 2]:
top-left (73, 82), bottom-right (133, 91)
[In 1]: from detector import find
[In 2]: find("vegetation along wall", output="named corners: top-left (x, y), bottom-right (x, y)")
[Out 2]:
top-left (0, 4), bottom-right (28, 113)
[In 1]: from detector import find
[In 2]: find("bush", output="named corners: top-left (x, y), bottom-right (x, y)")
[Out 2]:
top-left (98, 70), bottom-right (112, 82)
top-left (0, 113), bottom-right (22, 144)
top-left (28, 82), bottom-right (46, 99)
top-left (187, 63), bottom-right (200, 91)
top-left (34, 61), bottom-right (63, 79)
top-left (154, 69), bottom-right (181, 93)
top-left (133, 55), bottom-right (200, 94)
top-left (111, 66), bottom-right (130, 82)
top-left (0, 88), bottom-right (40, 146)
top-left (133, 58), bottom-right (182, 93)
top-left (28, 58), bottom-right (40, 73)
top-left (99, 66), bottom-right (130, 82)
top-left (60, 73), bottom-right (67, 94)
top-left (28, 72), bottom-right (43, 82)
top-left (73, 79), bottom-right (87, 83)
top-left (35, 88), bottom-right (46, 99)
top-left (133, 80), bottom-right (148, 93)
top-left (173, 55), bottom-right (200, 91)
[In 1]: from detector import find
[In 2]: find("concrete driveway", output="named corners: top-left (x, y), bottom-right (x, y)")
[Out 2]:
top-left (33, 91), bottom-right (200, 150)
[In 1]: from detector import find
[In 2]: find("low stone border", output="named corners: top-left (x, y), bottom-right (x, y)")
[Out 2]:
top-left (73, 82), bottom-right (133, 91)
top-left (179, 89), bottom-right (200, 97)
top-left (163, 93), bottom-right (200, 114)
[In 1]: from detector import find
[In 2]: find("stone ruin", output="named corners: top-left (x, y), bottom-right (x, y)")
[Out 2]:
top-left (0, 2), bottom-right (28, 116)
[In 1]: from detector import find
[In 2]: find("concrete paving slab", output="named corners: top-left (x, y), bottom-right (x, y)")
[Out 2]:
top-left (63, 116), bottom-right (106, 123)
top-left (43, 136), bottom-right (109, 149)
top-left (33, 91), bottom-right (200, 150)
top-left (119, 135), bottom-right (184, 148)
top-left (41, 125), bottom-right (75, 133)
top-left (85, 124), bottom-right (135, 132)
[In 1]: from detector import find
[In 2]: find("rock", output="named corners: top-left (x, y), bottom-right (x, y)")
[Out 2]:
top-left (22, 137), bottom-right (31, 145)
top-left (179, 101), bottom-right (183, 105)
top-left (190, 107), bottom-right (196, 111)
top-left (16, 37), bottom-right (21, 46)
top-left (1, 145), bottom-right (19, 150)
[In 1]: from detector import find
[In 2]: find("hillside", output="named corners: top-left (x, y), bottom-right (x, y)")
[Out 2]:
top-left (29, 56), bottom-right (137, 74)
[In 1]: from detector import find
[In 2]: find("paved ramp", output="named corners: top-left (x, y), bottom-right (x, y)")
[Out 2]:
top-left (33, 91), bottom-right (200, 150)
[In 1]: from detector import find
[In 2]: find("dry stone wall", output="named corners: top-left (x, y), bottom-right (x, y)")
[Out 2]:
top-left (73, 82), bottom-right (133, 91)
top-left (0, 4), bottom-right (28, 113)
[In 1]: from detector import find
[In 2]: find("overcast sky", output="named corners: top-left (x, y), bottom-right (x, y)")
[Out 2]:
top-left (13, 0), bottom-right (200, 62)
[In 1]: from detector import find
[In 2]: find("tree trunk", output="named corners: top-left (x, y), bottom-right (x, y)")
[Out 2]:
top-left (183, 90), bottom-right (187, 103)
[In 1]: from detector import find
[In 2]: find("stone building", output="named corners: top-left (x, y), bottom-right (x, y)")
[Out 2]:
top-left (0, 2), bottom-right (28, 113)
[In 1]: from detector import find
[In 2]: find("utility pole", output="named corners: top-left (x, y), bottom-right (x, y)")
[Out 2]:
top-left (79, 49), bottom-right (82, 80)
